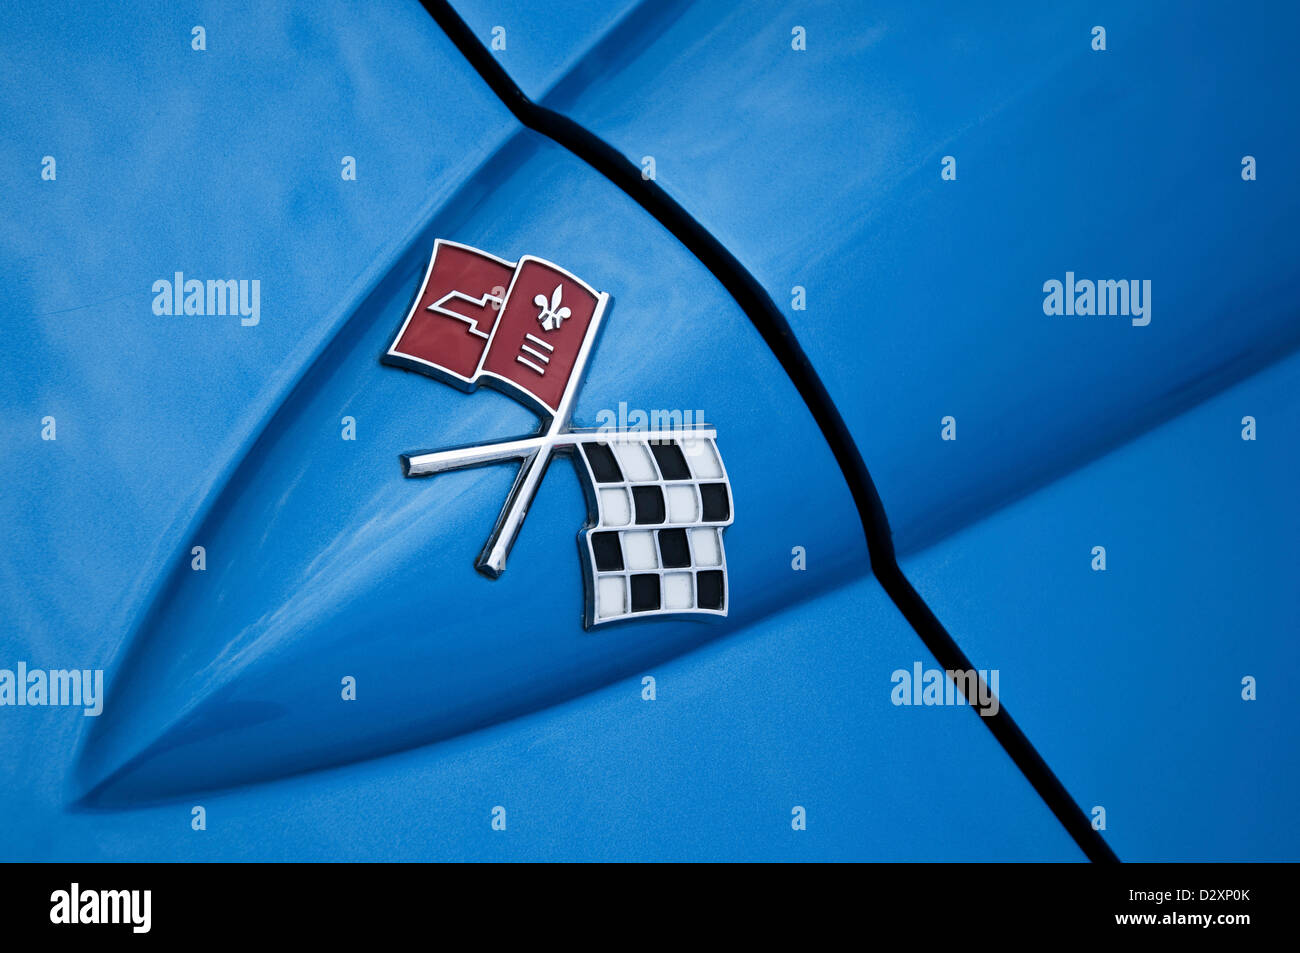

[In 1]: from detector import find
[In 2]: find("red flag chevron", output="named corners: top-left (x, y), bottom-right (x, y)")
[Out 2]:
top-left (386, 240), bottom-right (603, 416)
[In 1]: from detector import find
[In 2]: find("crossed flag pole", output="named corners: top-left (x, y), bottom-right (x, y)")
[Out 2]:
top-left (401, 298), bottom-right (715, 577)
top-left (403, 422), bottom-right (718, 577)
top-left (384, 241), bottom-right (732, 624)
top-left (399, 291), bottom-right (718, 575)
top-left (401, 289), bottom-right (603, 577)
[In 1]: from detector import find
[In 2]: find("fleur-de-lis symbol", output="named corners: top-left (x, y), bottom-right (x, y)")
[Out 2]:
top-left (533, 284), bottom-right (571, 332)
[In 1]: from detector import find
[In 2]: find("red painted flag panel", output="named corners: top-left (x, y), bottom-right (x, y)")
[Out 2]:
top-left (478, 257), bottom-right (601, 414)
top-left (387, 241), bottom-right (515, 386)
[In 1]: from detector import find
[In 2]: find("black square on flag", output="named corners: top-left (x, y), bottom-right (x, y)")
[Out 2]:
top-left (658, 528), bottom-right (691, 568)
top-left (591, 531), bottom-right (624, 571)
top-left (632, 485), bottom-right (666, 524)
top-left (696, 570), bottom-right (725, 610)
top-left (700, 483), bottom-right (730, 522)
top-left (630, 574), bottom-right (661, 612)
top-left (582, 443), bottom-right (623, 483)
top-left (650, 442), bottom-right (691, 480)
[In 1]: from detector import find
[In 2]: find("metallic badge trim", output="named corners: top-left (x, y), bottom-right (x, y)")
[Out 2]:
top-left (383, 241), bottom-right (733, 629)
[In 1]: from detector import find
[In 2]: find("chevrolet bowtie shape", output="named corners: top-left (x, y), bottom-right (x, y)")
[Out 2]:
top-left (383, 240), bottom-right (734, 628)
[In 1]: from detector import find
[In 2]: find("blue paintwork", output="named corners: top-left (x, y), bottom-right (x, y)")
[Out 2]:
top-left (904, 350), bottom-right (1300, 860)
top-left (73, 132), bottom-right (874, 804)
top-left (456, 0), bottom-right (1300, 858)
top-left (0, 0), bottom-right (1081, 858)
top-left (504, 0), bottom-right (1300, 553)
top-left (446, 0), bottom-right (664, 102)
top-left (24, 577), bottom-right (1084, 861)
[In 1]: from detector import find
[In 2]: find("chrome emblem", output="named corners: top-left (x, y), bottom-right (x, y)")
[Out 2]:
top-left (383, 240), bottom-right (733, 628)
top-left (533, 284), bottom-right (571, 332)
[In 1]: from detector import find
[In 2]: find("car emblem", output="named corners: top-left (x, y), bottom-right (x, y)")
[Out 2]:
top-left (383, 240), bottom-right (733, 628)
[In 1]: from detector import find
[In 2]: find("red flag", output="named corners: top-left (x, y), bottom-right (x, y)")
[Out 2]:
top-left (477, 256), bottom-right (601, 414)
top-left (386, 241), bottom-right (515, 386)
top-left (387, 243), bottom-right (603, 416)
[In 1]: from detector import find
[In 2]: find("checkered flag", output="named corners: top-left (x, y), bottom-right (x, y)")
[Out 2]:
top-left (576, 433), bottom-right (732, 626)
top-left (389, 241), bottom-right (737, 629)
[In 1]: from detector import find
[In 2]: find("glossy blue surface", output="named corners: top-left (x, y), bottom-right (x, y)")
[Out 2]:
top-left (73, 132), bottom-right (875, 804)
top-left (507, 0), bottom-right (1300, 554)
top-left (0, 0), bottom-right (1083, 859)
top-left (448, 0), bottom-right (664, 102)
top-left (452, 0), bottom-right (1300, 859)
top-left (29, 577), bottom-right (1083, 861)
top-left (903, 351), bottom-right (1300, 860)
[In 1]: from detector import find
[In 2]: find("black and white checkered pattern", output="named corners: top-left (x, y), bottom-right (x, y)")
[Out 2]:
top-left (576, 433), bottom-right (732, 626)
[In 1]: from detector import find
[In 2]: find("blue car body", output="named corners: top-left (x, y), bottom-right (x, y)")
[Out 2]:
top-left (0, 0), bottom-right (1294, 860)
